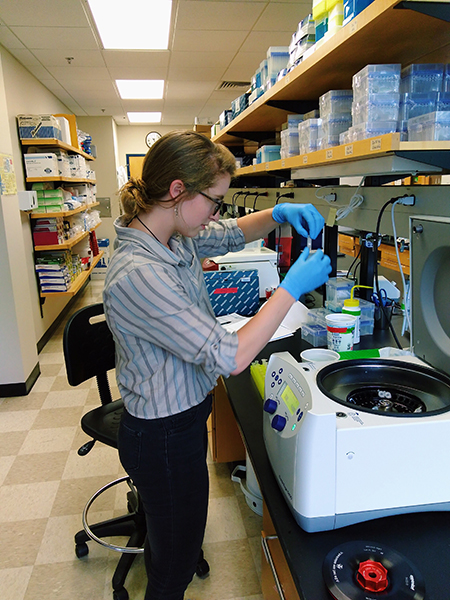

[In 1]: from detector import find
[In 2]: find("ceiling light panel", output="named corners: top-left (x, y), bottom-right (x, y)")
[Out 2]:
top-left (116, 80), bottom-right (164, 99)
top-left (127, 112), bottom-right (162, 123)
top-left (88, 0), bottom-right (172, 50)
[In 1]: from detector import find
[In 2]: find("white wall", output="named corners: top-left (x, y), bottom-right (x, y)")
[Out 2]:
top-left (1, 46), bottom-right (74, 345)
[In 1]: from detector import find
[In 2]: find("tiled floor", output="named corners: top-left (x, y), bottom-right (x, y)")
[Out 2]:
top-left (0, 279), bottom-right (263, 600)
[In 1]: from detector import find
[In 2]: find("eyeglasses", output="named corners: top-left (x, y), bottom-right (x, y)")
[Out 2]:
top-left (198, 190), bottom-right (223, 216)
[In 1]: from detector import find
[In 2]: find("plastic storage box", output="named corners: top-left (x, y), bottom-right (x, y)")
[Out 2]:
top-left (301, 323), bottom-right (328, 347)
top-left (298, 118), bottom-right (322, 153)
top-left (408, 111), bottom-right (450, 141)
top-left (326, 277), bottom-right (354, 304)
top-left (401, 64), bottom-right (445, 94)
top-left (352, 93), bottom-right (400, 124)
top-left (256, 145), bottom-right (281, 163)
top-left (320, 90), bottom-right (353, 116)
top-left (353, 64), bottom-right (401, 99)
top-left (400, 92), bottom-right (438, 121)
top-left (280, 129), bottom-right (299, 158)
top-left (351, 121), bottom-right (398, 141)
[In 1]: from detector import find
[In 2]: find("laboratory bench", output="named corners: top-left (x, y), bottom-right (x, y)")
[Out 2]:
top-left (222, 319), bottom-right (450, 600)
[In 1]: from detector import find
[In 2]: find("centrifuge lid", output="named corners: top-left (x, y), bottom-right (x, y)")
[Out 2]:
top-left (410, 216), bottom-right (450, 377)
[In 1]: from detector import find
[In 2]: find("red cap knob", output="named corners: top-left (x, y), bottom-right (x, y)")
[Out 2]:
top-left (356, 559), bottom-right (389, 592)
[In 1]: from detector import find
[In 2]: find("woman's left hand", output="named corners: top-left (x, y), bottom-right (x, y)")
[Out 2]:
top-left (272, 202), bottom-right (325, 239)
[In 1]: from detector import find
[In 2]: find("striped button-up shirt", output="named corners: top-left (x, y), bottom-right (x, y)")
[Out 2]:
top-left (103, 216), bottom-right (246, 419)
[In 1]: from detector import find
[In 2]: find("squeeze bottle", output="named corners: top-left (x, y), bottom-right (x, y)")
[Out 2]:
top-left (342, 285), bottom-right (372, 344)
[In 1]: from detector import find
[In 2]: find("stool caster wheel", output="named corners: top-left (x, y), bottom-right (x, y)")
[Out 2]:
top-left (196, 557), bottom-right (210, 579)
top-left (75, 543), bottom-right (89, 558)
top-left (113, 587), bottom-right (129, 600)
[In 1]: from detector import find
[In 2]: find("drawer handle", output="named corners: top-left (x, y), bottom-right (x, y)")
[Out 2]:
top-left (261, 534), bottom-right (286, 600)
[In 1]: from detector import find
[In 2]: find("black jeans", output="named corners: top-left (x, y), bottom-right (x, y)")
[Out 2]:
top-left (118, 396), bottom-right (212, 600)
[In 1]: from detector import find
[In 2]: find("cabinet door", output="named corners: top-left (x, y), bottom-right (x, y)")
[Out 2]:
top-left (209, 376), bottom-right (245, 463)
top-left (261, 502), bottom-right (300, 600)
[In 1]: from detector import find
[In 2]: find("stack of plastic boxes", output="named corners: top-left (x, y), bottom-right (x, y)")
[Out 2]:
top-left (266, 47), bottom-right (289, 91)
top-left (280, 114), bottom-right (304, 158)
top-left (319, 89), bottom-right (353, 148)
top-left (288, 15), bottom-right (315, 69)
top-left (231, 93), bottom-right (250, 119)
top-left (401, 64), bottom-right (450, 141)
top-left (298, 117), bottom-right (321, 154)
top-left (349, 64), bottom-right (401, 141)
top-left (301, 277), bottom-right (375, 347)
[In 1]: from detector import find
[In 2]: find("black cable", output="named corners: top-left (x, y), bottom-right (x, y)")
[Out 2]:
top-left (374, 197), bottom-right (403, 349)
top-left (252, 191), bottom-right (268, 212)
top-left (346, 245), bottom-right (362, 279)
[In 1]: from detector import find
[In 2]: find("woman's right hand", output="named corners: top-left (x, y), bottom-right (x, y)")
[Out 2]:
top-left (280, 247), bottom-right (332, 300)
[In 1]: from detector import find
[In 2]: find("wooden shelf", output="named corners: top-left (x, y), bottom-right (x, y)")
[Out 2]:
top-left (30, 202), bottom-right (100, 219)
top-left (213, 0), bottom-right (450, 144)
top-left (34, 222), bottom-right (101, 251)
top-left (26, 176), bottom-right (96, 184)
top-left (20, 138), bottom-right (95, 161)
top-left (40, 251), bottom-right (104, 298)
top-left (235, 134), bottom-right (450, 178)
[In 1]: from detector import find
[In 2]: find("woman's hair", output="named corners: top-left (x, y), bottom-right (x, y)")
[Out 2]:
top-left (120, 130), bottom-right (236, 220)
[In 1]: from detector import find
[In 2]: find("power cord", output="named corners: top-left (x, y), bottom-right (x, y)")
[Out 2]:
top-left (315, 176), bottom-right (365, 221)
top-left (252, 191), bottom-right (268, 212)
top-left (391, 200), bottom-right (411, 334)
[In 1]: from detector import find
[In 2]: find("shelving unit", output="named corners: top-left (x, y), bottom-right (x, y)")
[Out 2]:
top-left (213, 0), bottom-right (450, 148)
top-left (29, 202), bottom-right (100, 219)
top-left (33, 221), bottom-right (101, 251)
top-left (19, 122), bottom-right (102, 300)
top-left (39, 251), bottom-right (104, 298)
top-left (20, 137), bottom-right (94, 162)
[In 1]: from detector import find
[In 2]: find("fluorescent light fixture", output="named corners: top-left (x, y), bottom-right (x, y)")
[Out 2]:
top-left (116, 80), bottom-right (164, 100)
top-left (127, 112), bottom-right (162, 123)
top-left (88, 0), bottom-right (172, 50)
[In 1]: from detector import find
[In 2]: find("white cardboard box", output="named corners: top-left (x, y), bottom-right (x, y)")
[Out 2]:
top-left (24, 153), bottom-right (59, 178)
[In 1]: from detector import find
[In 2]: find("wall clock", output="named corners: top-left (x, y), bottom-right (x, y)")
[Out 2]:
top-left (145, 131), bottom-right (162, 148)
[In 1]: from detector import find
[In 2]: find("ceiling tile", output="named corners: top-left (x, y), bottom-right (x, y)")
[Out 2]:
top-left (167, 66), bottom-right (223, 82)
top-left (169, 51), bottom-right (235, 71)
top-left (102, 50), bottom-right (170, 69)
top-left (253, 2), bottom-right (311, 30)
top-left (32, 49), bottom-right (106, 68)
top-left (165, 81), bottom-right (217, 102)
top-left (176, 1), bottom-right (266, 31)
top-left (106, 66), bottom-right (169, 81)
top-left (222, 52), bottom-right (263, 80)
top-left (239, 30), bottom-right (292, 53)
top-left (0, 0), bottom-right (89, 27)
top-left (172, 29), bottom-right (248, 53)
top-left (0, 25), bottom-right (25, 49)
top-left (10, 26), bottom-right (98, 50)
top-left (45, 66), bottom-right (111, 81)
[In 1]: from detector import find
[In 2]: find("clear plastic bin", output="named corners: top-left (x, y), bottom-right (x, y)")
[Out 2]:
top-left (307, 307), bottom-right (332, 326)
top-left (437, 92), bottom-right (450, 111)
top-left (280, 130), bottom-right (299, 158)
top-left (352, 93), bottom-right (400, 124)
top-left (408, 111), bottom-right (450, 141)
top-left (401, 63), bottom-right (444, 94)
top-left (299, 118), bottom-right (322, 153)
top-left (399, 92), bottom-right (438, 121)
top-left (352, 120), bottom-right (398, 141)
top-left (257, 144), bottom-right (281, 163)
top-left (320, 90), bottom-right (353, 117)
top-left (326, 277), bottom-right (354, 304)
top-left (360, 318), bottom-right (374, 336)
top-left (301, 323), bottom-right (328, 347)
top-left (267, 47), bottom-right (289, 77)
top-left (444, 64), bottom-right (450, 92)
top-left (353, 64), bottom-right (401, 99)
top-left (321, 114), bottom-right (353, 136)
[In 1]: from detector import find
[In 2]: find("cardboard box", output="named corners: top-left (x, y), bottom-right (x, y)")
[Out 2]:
top-left (24, 153), bottom-right (59, 178)
top-left (18, 114), bottom-right (62, 140)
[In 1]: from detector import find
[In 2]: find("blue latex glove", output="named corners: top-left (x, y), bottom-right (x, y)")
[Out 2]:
top-left (272, 203), bottom-right (325, 240)
top-left (280, 247), bottom-right (332, 300)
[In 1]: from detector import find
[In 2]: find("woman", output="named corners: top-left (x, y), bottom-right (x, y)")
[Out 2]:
top-left (103, 130), bottom-right (331, 600)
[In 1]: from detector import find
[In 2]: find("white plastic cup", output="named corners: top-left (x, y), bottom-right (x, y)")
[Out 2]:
top-left (325, 314), bottom-right (356, 352)
top-left (300, 348), bottom-right (340, 363)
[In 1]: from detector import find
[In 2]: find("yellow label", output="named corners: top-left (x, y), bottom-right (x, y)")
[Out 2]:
top-left (327, 206), bottom-right (338, 227)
